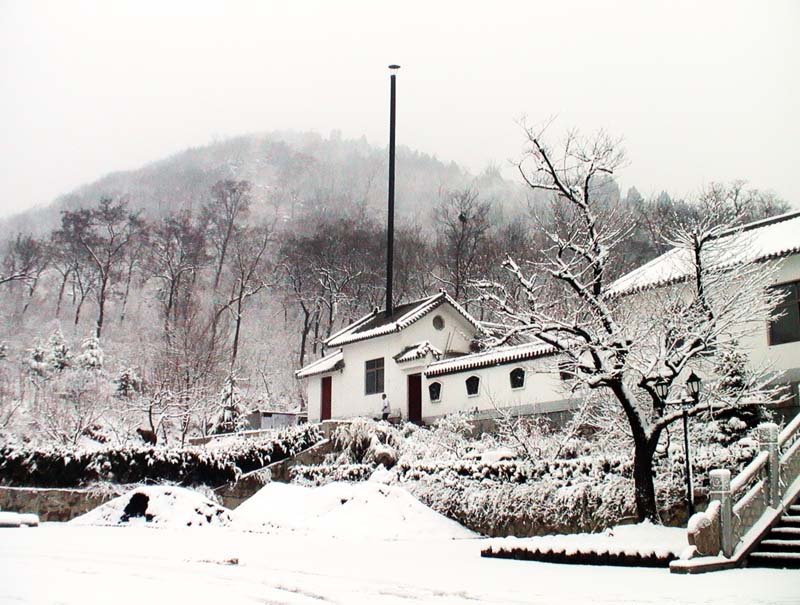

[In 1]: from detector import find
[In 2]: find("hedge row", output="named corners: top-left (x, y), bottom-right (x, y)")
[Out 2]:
top-left (0, 424), bottom-right (323, 488)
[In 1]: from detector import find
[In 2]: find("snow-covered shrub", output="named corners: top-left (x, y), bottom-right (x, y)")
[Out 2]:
top-left (46, 329), bottom-right (71, 372)
top-left (291, 463), bottom-right (374, 486)
top-left (75, 337), bottom-right (104, 370)
top-left (114, 367), bottom-right (141, 397)
top-left (329, 418), bottom-right (404, 464)
top-left (0, 423), bottom-right (323, 488)
top-left (209, 374), bottom-right (249, 434)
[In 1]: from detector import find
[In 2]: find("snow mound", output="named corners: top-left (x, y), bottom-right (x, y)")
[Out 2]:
top-left (0, 512), bottom-right (39, 528)
top-left (234, 481), bottom-right (476, 540)
top-left (71, 486), bottom-right (232, 528)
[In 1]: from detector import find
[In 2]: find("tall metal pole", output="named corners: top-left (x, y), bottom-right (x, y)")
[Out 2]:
top-left (682, 408), bottom-right (695, 516)
top-left (386, 64), bottom-right (400, 317)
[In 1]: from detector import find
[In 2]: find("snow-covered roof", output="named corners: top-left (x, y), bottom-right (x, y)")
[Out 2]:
top-left (295, 349), bottom-right (344, 379)
top-left (425, 341), bottom-right (557, 377)
top-left (393, 341), bottom-right (443, 363)
top-left (325, 291), bottom-right (483, 348)
top-left (607, 211), bottom-right (800, 297)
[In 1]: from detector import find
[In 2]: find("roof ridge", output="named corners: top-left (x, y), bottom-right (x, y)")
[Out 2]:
top-left (715, 209), bottom-right (800, 239)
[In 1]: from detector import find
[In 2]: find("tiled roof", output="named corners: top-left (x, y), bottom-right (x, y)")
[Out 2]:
top-left (607, 211), bottom-right (800, 297)
top-left (393, 341), bottom-right (443, 363)
top-left (425, 341), bottom-right (558, 377)
top-left (295, 349), bottom-right (344, 379)
top-left (325, 291), bottom-right (483, 348)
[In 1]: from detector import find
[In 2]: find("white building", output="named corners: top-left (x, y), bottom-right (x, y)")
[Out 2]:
top-left (606, 210), bottom-right (800, 420)
top-left (295, 292), bottom-right (574, 424)
top-left (296, 211), bottom-right (800, 424)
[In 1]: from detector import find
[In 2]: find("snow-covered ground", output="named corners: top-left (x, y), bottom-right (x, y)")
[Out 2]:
top-left (2, 524), bottom-right (799, 605)
top-left (1, 482), bottom-right (798, 604)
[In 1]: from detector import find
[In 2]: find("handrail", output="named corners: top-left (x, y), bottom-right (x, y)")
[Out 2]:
top-left (781, 435), bottom-right (800, 464)
top-left (779, 413), bottom-right (800, 447)
top-left (730, 451), bottom-right (768, 495)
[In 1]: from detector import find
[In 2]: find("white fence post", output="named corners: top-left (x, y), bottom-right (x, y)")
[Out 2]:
top-left (710, 469), bottom-right (734, 557)
top-left (759, 422), bottom-right (780, 508)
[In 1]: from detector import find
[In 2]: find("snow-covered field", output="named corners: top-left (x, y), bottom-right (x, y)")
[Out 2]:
top-left (1, 482), bottom-right (798, 604)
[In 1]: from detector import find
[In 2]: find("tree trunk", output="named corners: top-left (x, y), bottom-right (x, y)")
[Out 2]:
top-left (632, 435), bottom-right (660, 522)
top-left (96, 274), bottom-right (109, 338)
top-left (55, 272), bottom-right (69, 317)
top-left (230, 291), bottom-right (244, 370)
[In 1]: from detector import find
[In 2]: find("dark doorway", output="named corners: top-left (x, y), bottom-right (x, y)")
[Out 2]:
top-left (321, 376), bottom-right (332, 421)
top-left (407, 373), bottom-right (422, 424)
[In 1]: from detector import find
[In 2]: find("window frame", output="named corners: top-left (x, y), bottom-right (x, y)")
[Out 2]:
top-left (465, 375), bottom-right (480, 397)
top-left (509, 367), bottom-right (526, 390)
top-left (768, 280), bottom-right (800, 346)
top-left (428, 381), bottom-right (442, 403)
top-left (364, 357), bottom-right (385, 395)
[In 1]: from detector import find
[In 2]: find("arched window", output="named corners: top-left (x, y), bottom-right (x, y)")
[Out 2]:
top-left (510, 367), bottom-right (525, 389)
top-left (465, 375), bottom-right (480, 397)
top-left (428, 381), bottom-right (442, 403)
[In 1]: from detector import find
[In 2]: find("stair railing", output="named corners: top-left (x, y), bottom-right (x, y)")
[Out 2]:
top-left (689, 418), bottom-right (800, 559)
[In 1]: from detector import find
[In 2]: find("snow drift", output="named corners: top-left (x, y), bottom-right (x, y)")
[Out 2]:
top-left (70, 486), bottom-right (232, 527)
top-left (234, 481), bottom-right (476, 540)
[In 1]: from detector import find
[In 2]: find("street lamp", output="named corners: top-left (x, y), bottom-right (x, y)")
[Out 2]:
top-left (652, 373), bottom-right (702, 517)
top-left (686, 371), bottom-right (701, 401)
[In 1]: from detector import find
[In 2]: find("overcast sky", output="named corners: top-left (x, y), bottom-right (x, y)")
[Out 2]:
top-left (1, 0), bottom-right (798, 218)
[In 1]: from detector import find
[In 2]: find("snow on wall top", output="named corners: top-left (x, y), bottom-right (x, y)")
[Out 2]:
top-left (607, 211), bottom-right (800, 297)
top-left (295, 349), bottom-right (344, 379)
top-left (425, 341), bottom-right (557, 377)
top-left (325, 291), bottom-right (484, 348)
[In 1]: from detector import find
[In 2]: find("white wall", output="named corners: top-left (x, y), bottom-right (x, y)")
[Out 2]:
top-left (303, 303), bottom-right (477, 422)
top-left (422, 357), bottom-right (575, 421)
top-left (740, 255), bottom-right (800, 378)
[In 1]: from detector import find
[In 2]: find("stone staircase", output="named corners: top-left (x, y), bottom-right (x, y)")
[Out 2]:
top-left (749, 499), bottom-right (800, 568)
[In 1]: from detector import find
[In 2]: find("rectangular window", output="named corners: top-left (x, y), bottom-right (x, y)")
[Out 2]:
top-left (769, 281), bottom-right (800, 346)
top-left (365, 358), bottom-right (384, 395)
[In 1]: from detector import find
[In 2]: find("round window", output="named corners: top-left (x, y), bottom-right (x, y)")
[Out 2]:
top-left (433, 315), bottom-right (445, 330)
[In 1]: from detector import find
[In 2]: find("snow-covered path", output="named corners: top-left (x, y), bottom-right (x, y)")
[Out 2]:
top-left (1, 525), bottom-right (798, 605)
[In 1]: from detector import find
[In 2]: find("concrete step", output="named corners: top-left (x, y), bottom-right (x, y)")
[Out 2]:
top-left (749, 551), bottom-right (800, 568)
top-left (758, 539), bottom-right (800, 553)
top-left (789, 504), bottom-right (800, 514)
top-left (769, 526), bottom-right (800, 537)
top-left (779, 515), bottom-right (800, 525)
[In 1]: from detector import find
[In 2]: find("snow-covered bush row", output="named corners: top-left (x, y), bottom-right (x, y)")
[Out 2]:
top-left (0, 424), bottom-right (322, 488)
top-left (403, 471), bottom-right (634, 537)
top-left (290, 463), bottom-right (374, 486)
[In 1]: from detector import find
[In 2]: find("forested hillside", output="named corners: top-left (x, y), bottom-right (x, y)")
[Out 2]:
top-left (0, 130), bottom-right (788, 447)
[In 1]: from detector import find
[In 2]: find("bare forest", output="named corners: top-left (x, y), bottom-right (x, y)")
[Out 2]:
top-left (0, 131), bottom-right (788, 448)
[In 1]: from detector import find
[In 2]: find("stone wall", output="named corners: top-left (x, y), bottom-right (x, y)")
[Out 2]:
top-left (0, 486), bottom-right (121, 522)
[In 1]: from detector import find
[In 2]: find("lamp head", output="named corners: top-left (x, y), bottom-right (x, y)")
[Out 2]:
top-left (653, 380), bottom-right (669, 401)
top-left (686, 371), bottom-right (701, 398)
top-left (388, 64), bottom-right (401, 75)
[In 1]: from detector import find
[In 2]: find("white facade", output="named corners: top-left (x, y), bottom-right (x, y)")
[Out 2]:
top-left (301, 295), bottom-right (479, 423)
top-left (423, 356), bottom-right (575, 422)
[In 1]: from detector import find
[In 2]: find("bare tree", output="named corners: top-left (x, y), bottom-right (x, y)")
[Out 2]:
top-left (478, 126), bottom-right (784, 522)
top-left (203, 180), bottom-right (252, 291)
top-left (59, 198), bottom-right (145, 337)
top-left (433, 188), bottom-right (492, 302)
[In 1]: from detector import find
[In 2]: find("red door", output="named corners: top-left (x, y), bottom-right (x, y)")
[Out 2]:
top-left (408, 373), bottom-right (422, 424)
top-left (321, 376), bottom-right (332, 421)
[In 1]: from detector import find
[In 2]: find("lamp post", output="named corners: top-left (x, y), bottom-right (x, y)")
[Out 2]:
top-left (654, 372), bottom-right (702, 517)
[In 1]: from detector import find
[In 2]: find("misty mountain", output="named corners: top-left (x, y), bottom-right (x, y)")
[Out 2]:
top-left (1, 130), bottom-right (534, 235)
